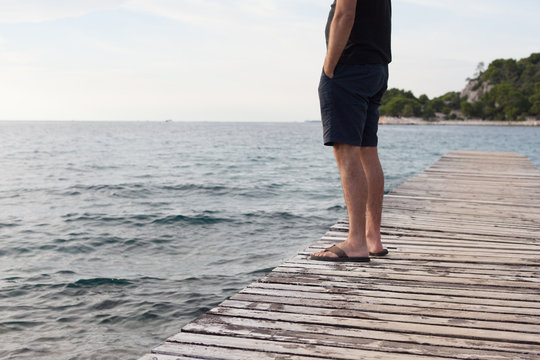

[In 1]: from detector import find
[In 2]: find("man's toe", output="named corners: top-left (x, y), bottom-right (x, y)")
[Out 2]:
top-left (313, 250), bottom-right (337, 257)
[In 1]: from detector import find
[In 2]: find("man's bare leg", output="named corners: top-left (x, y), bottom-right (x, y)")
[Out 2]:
top-left (312, 143), bottom-right (369, 258)
top-left (360, 146), bottom-right (385, 253)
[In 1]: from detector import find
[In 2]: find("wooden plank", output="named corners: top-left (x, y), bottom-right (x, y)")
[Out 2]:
top-left (380, 201), bottom-right (540, 218)
top-left (318, 237), bottom-right (540, 255)
top-left (377, 228), bottom-right (540, 245)
top-left (385, 193), bottom-right (540, 209)
top-left (337, 221), bottom-right (540, 240)
top-left (139, 354), bottom-right (201, 360)
top-left (162, 332), bottom-right (459, 360)
top-left (276, 260), bottom-right (540, 290)
top-left (279, 258), bottom-right (540, 284)
top-left (401, 175), bottom-right (540, 186)
top-left (329, 228), bottom-right (540, 247)
top-left (348, 205), bottom-right (540, 220)
top-left (153, 341), bottom-right (322, 360)
top-left (422, 168), bottom-right (540, 179)
top-left (182, 314), bottom-right (538, 359)
top-left (258, 273), bottom-right (540, 303)
top-left (322, 235), bottom-right (540, 253)
top-left (287, 256), bottom-right (540, 279)
top-left (300, 247), bottom-right (540, 266)
top-left (138, 151), bottom-right (540, 359)
top-left (206, 307), bottom-right (540, 344)
top-left (230, 292), bottom-right (539, 325)
top-left (390, 185), bottom-right (540, 198)
top-left (244, 284), bottom-right (540, 313)
top-left (339, 213), bottom-right (540, 231)
top-left (218, 299), bottom-right (540, 333)
top-left (286, 254), bottom-right (540, 279)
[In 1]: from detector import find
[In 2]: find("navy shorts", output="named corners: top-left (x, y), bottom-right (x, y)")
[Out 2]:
top-left (318, 63), bottom-right (388, 147)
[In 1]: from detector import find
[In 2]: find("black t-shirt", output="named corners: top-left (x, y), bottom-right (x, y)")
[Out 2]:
top-left (325, 0), bottom-right (392, 65)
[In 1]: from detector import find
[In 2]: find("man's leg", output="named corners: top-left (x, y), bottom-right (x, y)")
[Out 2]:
top-left (360, 146), bottom-right (385, 253)
top-left (312, 143), bottom-right (369, 258)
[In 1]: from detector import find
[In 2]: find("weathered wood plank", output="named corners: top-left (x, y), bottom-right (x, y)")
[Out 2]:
top-left (376, 228), bottom-right (540, 245)
top-left (153, 341), bottom-right (322, 360)
top-left (388, 187), bottom-right (540, 202)
top-left (316, 238), bottom-right (540, 256)
top-left (273, 262), bottom-right (540, 291)
top-left (163, 332), bottom-right (458, 360)
top-left (182, 314), bottom-right (538, 359)
top-left (323, 233), bottom-right (540, 250)
top-left (277, 260), bottom-right (540, 286)
top-left (286, 257), bottom-right (540, 279)
top-left (337, 221), bottom-right (540, 240)
top-left (138, 354), bottom-right (202, 360)
top-left (230, 292), bottom-right (539, 324)
top-left (325, 230), bottom-right (540, 250)
top-left (385, 193), bottom-right (540, 209)
top-left (340, 213), bottom-right (540, 229)
top-left (243, 284), bottom-right (540, 313)
top-left (205, 307), bottom-right (540, 344)
top-left (300, 247), bottom-right (540, 266)
top-left (218, 299), bottom-right (540, 333)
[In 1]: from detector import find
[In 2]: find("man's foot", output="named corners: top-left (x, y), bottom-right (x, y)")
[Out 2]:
top-left (310, 244), bottom-right (370, 262)
top-left (311, 241), bottom-right (369, 259)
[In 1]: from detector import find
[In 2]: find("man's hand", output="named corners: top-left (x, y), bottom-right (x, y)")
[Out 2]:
top-left (324, 0), bottom-right (357, 78)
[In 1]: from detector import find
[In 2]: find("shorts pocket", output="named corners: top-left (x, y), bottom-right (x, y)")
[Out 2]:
top-left (321, 68), bottom-right (333, 80)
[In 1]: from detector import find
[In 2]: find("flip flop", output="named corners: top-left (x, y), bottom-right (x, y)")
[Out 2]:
top-left (310, 244), bottom-right (370, 262)
top-left (369, 249), bottom-right (389, 257)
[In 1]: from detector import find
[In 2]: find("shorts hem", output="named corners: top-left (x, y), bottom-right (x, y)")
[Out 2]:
top-left (324, 138), bottom-right (375, 147)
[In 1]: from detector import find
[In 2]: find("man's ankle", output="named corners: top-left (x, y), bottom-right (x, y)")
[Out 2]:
top-left (366, 230), bottom-right (381, 241)
top-left (344, 235), bottom-right (368, 248)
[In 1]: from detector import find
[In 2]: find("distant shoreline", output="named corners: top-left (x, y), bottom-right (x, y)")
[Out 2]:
top-left (379, 116), bottom-right (540, 127)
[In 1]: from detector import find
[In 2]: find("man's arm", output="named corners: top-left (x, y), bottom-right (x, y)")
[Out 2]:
top-left (324, 0), bottom-right (357, 78)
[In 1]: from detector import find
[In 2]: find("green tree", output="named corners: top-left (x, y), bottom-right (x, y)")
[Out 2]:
top-left (418, 94), bottom-right (429, 105)
top-left (402, 104), bottom-right (415, 117)
top-left (481, 83), bottom-right (529, 120)
top-left (461, 100), bottom-right (484, 118)
top-left (422, 102), bottom-right (436, 120)
top-left (381, 88), bottom-right (417, 106)
top-left (380, 97), bottom-right (421, 117)
top-left (529, 82), bottom-right (540, 115)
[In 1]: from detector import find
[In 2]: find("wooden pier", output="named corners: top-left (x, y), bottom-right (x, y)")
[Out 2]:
top-left (140, 150), bottom-right (540, 360)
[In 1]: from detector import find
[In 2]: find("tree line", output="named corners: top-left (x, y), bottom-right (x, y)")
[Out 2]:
top-left (379, 53), bottom-right (540, 121)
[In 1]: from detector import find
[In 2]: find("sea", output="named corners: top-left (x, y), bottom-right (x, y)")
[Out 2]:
top-left (1, 121), bottom-right (539, 359)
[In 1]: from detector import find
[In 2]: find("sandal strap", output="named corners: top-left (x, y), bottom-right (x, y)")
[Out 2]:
top-left (324, 245), bottom-right (347, 258)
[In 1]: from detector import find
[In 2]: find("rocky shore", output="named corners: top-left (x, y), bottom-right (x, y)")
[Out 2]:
top-left (379, 116), bottom-right (540, 126)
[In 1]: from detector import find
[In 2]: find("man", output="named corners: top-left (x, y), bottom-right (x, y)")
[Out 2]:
top-left (311, 0), bottom-right (391, 262)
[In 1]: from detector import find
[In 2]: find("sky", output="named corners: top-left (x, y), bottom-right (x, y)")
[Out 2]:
top-left (0, 0), bottom-right (538, 121)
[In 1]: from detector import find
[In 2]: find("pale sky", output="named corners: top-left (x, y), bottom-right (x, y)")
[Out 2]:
top-left (0, 0), bottom-right (538, 121)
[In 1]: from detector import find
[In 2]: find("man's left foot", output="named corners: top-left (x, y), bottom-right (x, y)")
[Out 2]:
top-left (310, 244), bottom-right (370, 262)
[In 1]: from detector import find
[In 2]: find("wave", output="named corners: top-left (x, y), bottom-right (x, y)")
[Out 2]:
top-left (326, 204), bottom-right (345, 211)
top-left (161, 184), bottom-right (228, 192)
top-left (151, 213), bottom-right (232, 225)
top-left (247, 266), bottom-right (275, 274)
top-left (0, 222), bottom-right (20, 228)
top-left (239, 210), bottom-right (326, 224)
top-left (57, 182), bottom-right (288, 200)
top-left (242, 210), bottom-right (304, 220)
top-left (62, 211), bottom-right (232, 226)
top-left (67, 277), bottom-right (133, 288)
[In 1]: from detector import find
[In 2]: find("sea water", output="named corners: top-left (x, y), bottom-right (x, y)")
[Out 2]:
top-left (1, 121), bottom-right (539, 359)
